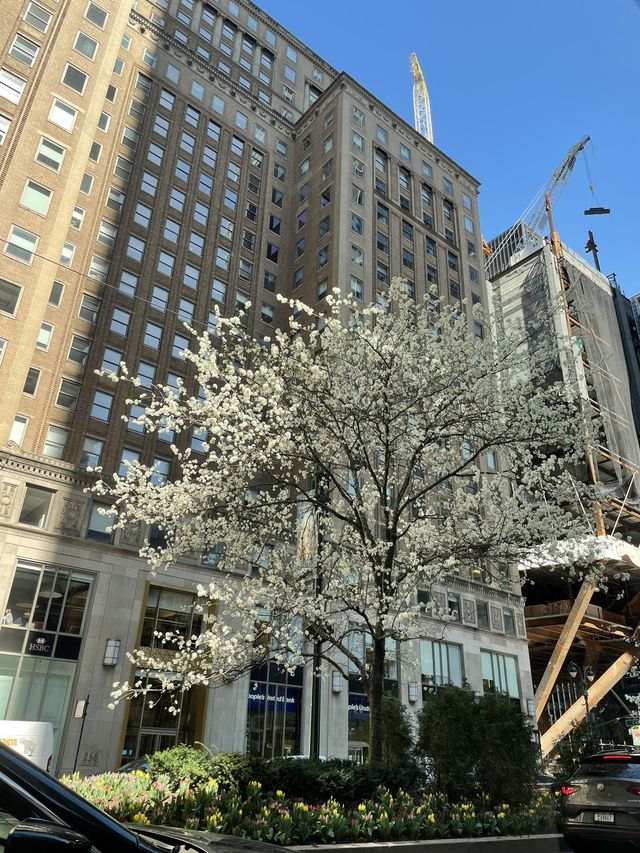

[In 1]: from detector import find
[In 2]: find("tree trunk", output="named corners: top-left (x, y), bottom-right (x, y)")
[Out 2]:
top-left (368, 633), bottom-right (386, 763)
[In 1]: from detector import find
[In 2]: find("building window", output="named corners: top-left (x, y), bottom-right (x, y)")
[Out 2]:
top-left (0, 279), bottom-right (22, 316)
top-left (351, 213), bottom-right (363, 235)
top-left (137, 361), bottom-right (155, 389)
top-left (0, 68), bottom-right (27, 104)
top-left (157, 251), bottom-right (175, 278)
top-left (79, 293), bottom-right (100, 324)
top-left (350, 276), bottom-right (363, 301)
top-left (402, 249), bottom-right (414, 270)
top-left (36, 137), bottom-right (66, 172)
top-left (208, 279), bottom-right (226, 306)
top-left (481, 650), bottom-right (520, 697)
top-left (172, 334), bottom-right (189, 360)
top-left (503, 608), bottom-right (516, 636)
top-left (119, 448), bottom-right (140, 477)
top-left (107, 186), bottom-right (126, 213)
top-left (59, 242), bottom-right (75, 268)
top-left (0, 114), bottom-right (10, 143)
top-left (85, 2), bottom-right (107, 28)
top-left (420, 639), bottom-right (463, 694)
top-left (10, 34), bottom-right (40, 67)
top-left (61, 64), bottom-right (88, 95)
top-left (68, 335), bottom-right (91, 365)
top-left (25, 2), bottom-right (53, 32)
top-left (126, 235), bottom-right (145, 263)
top-left (56, 378), bottom-right (80, 410)
top-left (36, 322), bottom-right (53, 350)
top-left (49, 281), bottom-right (63, 307)
top-left (81, 436), bottom-right (103, 467)
top-left (127, 404), bottom-right (145, 434)
top-left (9, 415), bottom-right (28, 445)
top-left (74, 31), bottom-right (98, 60)
top-left (476, 601), bottom-right (490, 629)
top-left (19, 485), bottom-right (54, 527)
top-left (43, 425), bottom-right (69, 460)
top-left (376, 203), bottom-right (389, 225)
top-left (143, 321), bottom-right (162, 350)
top-left (86, 502), bottom-right (112, 542)
top-left (90, 390), bottom-right (112, 422)
top-left (89, 256), bottom-right (110, 283)
top-left (351, 244), bottom-right (364, 267)
top-left (447, 593), bottom-right (461, 621)
top-left (98, 220), bottom-right (118, 248)
top-left (110, 307), bottom-right (130, 336)
top-left (4, 225), bottom-right (40, 264)
top-left (376, 231), bottom-right (389, 254)
top-left (101, 347), bottom-right (122, 374)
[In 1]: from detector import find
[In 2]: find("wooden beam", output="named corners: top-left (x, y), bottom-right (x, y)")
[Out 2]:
top-left (533, 581), bottom-right (596, 721)
top-left (540, 652), bottom-right (635, 757)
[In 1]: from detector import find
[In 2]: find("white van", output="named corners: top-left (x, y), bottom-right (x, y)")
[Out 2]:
top-left (0, 720), bottom-right (54, 771)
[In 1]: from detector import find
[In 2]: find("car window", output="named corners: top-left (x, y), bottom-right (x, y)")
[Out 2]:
top-left (575, 761), bottom-right (640, 778)
top-left (0, 778), bottom-right (41, 847)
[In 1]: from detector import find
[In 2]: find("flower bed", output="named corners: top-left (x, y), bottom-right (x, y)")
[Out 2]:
top-left (61, 771), bottom-right (558, 845)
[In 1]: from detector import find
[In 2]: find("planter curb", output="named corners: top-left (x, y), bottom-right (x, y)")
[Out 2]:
top-left (290, 834), bottom-right (572, 853)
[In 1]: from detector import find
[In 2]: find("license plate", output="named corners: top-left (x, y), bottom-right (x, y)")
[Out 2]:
top-left (594, 812), bottom-right (615, 823)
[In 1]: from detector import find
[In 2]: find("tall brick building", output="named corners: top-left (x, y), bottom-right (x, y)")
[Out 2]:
top-left (0, 0), bottom-right (532, 773)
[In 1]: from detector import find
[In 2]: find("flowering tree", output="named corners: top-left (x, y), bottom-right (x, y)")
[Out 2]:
top-left (98, 279), bottom-right (596, 762)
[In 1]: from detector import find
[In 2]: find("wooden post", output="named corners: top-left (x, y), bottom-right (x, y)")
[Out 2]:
top-left (533, 581), bottom-right (597, 721)
top-left (540, 652), bottom-right (635, 757)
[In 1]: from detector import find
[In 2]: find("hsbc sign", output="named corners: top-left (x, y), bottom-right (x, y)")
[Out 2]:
top-left (25, 631), bottom-right (54, 658)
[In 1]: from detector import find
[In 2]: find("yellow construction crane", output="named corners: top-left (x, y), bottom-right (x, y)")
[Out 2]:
top-left (409, 52), bottom-right (433, 144)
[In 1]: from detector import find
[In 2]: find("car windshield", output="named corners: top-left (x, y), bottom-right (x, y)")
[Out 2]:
top-left (575, 761), bottom-right (640, 779)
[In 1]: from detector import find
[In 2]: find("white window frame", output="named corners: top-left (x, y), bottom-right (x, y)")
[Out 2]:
top-left (0, 68), bottom-right (27, 104)
top-left (48, 98), bottom-right (77, 132)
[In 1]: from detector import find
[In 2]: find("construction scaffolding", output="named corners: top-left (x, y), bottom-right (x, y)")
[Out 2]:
top-left (489, 235), bottom-right (640, 758)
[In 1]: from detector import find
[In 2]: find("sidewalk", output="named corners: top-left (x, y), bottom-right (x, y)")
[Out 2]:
top-left (291, 835), bottom-right (572, 853)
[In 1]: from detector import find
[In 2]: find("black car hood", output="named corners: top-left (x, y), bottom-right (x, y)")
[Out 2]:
top-left (130, 824), bottom-right (287, 853)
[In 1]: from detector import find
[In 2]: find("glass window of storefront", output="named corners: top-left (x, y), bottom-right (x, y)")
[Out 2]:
top-left (246, 661), bottom-right (303, 758)
top-left (0, 562), bottom-right (94, 768)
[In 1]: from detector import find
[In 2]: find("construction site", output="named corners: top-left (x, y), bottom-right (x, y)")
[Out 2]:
top-left (407, 51), bottom-right (640, 759)
top-left (486, 139), bottom-right (640, 761)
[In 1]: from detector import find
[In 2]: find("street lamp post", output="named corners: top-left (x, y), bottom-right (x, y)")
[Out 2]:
top-left (569, 662), bottom-right (596, 731)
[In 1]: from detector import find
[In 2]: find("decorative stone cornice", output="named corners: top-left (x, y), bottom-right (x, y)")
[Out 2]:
top-left (0, 445), bottom-right (93, 490)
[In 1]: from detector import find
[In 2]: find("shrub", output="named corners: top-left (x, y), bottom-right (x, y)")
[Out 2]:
top-left (416, 685), bottom-right (538, 806)
top-left (416, 684), bottom-right (479, 801)
top-left (147, 745), bottom-right (257, 791)
top-left (381, 693), bottom-right (414, 764)
top-left (475, 693), bottom-right (538, 806)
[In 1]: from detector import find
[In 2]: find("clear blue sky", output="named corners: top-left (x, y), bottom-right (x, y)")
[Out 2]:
top-left (257, 0), bottom-right (639, 295)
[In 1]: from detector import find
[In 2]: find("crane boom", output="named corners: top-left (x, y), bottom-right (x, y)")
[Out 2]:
top-left (486, 135), bottom-right (590, 280)
top-left (409, 52), bottom-right (433, 143)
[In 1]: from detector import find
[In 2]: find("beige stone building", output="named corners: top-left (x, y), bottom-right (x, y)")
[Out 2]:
top-left (0, 0), bottom-right (532, 774)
